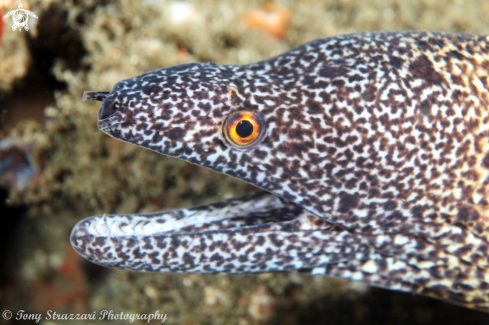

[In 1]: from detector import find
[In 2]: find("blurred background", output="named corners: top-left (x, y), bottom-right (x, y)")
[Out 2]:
top-left (2, 0), bottom-right (489, 324)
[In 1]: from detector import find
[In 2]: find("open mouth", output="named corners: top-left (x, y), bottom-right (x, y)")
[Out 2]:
top-left (72, 89), bottom-right (355, 274)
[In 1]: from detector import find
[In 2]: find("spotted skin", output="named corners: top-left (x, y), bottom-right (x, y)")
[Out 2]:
top-left (71, 31), bottom-right (489, 311)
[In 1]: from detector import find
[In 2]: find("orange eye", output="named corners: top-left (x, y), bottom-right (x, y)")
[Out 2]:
top-left (223, 111), bottom-right (266, 149)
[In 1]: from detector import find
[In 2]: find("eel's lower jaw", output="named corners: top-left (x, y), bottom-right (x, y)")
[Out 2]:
top-left (70, 192), bottom-right (343, 273)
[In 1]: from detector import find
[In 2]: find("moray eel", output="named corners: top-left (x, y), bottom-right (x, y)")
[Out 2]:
top-left (71, 31), bottom-right (489, 311)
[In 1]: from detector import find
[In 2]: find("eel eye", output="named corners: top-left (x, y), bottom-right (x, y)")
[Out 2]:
top-left (223, 110), bottom-right (266, 149)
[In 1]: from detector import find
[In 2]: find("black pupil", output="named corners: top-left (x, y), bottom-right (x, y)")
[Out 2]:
top-left (235, 120), bottom-right (254, 138)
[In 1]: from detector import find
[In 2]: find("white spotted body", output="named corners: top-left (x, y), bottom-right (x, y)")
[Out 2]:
top-left (72, 31), bottom-right (489, 311)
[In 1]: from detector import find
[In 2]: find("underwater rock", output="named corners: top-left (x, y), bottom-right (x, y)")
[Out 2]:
top-left (0, 136), bottom-right (39, 192)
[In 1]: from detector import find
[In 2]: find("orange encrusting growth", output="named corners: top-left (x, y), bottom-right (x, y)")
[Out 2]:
top-left (0, 0), bottom-right (15, 45)
top-left (26, 247), bottom-right (88, 314)
top-left (0, 8), bottom-right (3, 45)
top-left (245, 4), bottom-right (291, 39)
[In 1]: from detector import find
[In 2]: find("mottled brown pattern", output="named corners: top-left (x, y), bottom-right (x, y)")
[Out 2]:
top-left (72, 31), bottom-right (489, 312)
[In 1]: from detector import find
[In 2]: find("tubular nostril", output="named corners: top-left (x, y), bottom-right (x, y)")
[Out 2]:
top-left (82, 91), bottom-right (121, 121)
top-left (98, 100), bottom-right (120, 120)
top-left (82, 91), bottom-right (109, 102)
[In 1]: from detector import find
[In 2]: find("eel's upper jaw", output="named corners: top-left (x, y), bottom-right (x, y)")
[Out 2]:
top-left (69, 192), bottom-right (338, 273)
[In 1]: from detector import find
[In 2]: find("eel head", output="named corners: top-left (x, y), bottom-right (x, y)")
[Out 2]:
top-left (72, 32), bottom-right (489, 311)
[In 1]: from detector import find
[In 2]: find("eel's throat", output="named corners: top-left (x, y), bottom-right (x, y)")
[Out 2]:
top-left (70, 192), bottom-right (357, 273)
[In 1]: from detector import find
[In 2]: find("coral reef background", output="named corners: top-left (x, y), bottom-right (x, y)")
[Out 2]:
top-left (2, 0), bottom-right (489, 324)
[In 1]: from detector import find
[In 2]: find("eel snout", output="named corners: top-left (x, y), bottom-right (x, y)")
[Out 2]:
top-left (83, 91), bottom-right (121, 126)
top-left (82, 91), bottom-right (109, 102)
